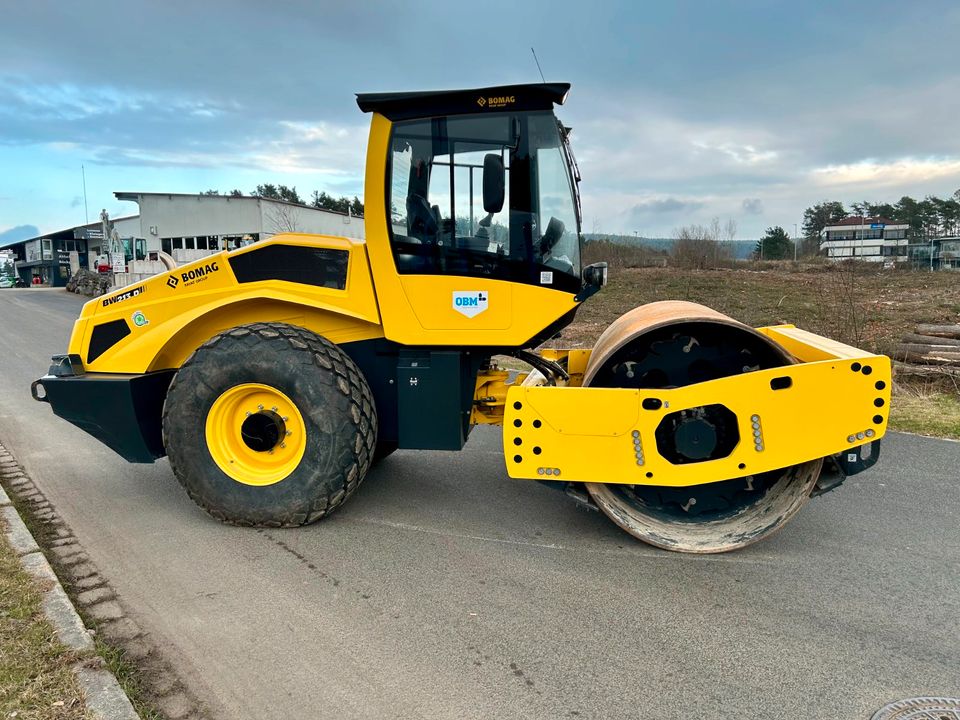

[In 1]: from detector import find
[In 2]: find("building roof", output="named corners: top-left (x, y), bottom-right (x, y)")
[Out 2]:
top-left (356, 82), bottom-right (570, 121)
top-left (114, 191), bottom-right (359, 219)
top-left (827, 216), bottom-right (901, 227)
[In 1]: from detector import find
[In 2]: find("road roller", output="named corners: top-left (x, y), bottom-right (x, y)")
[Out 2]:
top-left (31, 83), bottom-right (890, 552)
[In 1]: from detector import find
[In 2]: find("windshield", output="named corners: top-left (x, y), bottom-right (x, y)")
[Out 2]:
top-left (387, 111), bottom-right (582, 294)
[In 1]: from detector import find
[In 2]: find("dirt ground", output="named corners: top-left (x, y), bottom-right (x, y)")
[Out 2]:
top-left (551, 262), bottom-right (960, 439)
top-left (559, 263), bottom-right (960, 355)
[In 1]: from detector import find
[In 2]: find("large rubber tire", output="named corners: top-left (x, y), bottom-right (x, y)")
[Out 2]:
top-left (162, 322), bottom-right (377, 527)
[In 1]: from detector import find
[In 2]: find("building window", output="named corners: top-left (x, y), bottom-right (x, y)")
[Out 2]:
top-left (172, 238), bottom-right (184, 250)
top-left (42, 238), bottom-right (53, 260)
top-left (185, 237), bottom-right (195, 250)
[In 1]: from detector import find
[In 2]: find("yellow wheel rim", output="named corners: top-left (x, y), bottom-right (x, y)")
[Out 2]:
top-left (205, 383), bottom-right (307, 487)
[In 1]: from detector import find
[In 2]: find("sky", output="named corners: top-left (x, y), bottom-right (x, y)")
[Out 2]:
top-left (1, 0), bottom-right (959, 241)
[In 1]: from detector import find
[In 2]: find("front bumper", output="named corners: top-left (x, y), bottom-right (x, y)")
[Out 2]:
top-left (32, 354), bottom-right (174, 463)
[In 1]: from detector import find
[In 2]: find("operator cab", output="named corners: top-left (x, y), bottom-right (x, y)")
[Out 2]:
top-left (359, 84), bottom-right (584, 295)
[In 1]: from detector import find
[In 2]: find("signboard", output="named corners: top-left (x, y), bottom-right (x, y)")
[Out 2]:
top-left (74, 228), bottom-right (104, 240)
top-left (111, 253), bottom-right (126, 273)
top-left (57, 250), bottom-right (71, 266)
top-left (870, 223), bottom-right (885, 229)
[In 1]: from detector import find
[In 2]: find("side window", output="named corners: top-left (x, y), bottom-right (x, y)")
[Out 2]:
top-left (388, 115), bottom-right (514, 275)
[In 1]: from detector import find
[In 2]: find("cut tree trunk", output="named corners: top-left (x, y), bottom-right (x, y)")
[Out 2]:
top-left (901, 332), bottom-right (960, 347)
top-left (915, 324), bottom-right (960, 340)
top-left (896, 350), bottom-right (960, 365)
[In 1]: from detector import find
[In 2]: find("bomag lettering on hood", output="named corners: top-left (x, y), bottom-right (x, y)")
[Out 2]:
top-left (167, 260), bottom-right (220, 289)
top-left (181, 261), bottom-right (219, 282)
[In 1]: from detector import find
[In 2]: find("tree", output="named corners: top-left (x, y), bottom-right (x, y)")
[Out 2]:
top-left (894, 196), bottom-right (922, 239)
top-left (802, 201), bottom-right (846, 246)
top-left (201, 189), bottom-right (220, 196)
top-left (755, 226), bottom-right (793, 260)
top-left (229, 189), bottom-right (243, 198)
top-left (671, 222), bottom-right (732, 269)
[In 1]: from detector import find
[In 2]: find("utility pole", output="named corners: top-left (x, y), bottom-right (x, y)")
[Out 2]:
top-left (81, 165), bottom-right (89, 225)
top-left (793, 223), bottom-right (798, 261)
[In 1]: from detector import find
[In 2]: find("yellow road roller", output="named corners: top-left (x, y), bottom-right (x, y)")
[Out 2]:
top-left (32, 83), bottom-right (890, 552)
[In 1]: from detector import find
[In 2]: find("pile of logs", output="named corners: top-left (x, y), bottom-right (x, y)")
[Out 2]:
top-left (896, 324), bottom-right (960, 366)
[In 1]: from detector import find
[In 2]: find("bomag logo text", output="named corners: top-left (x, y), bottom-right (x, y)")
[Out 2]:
top-left (171, 261), bottom-right (219, 288)
top-left (478, 95), bottom-right (515, 109)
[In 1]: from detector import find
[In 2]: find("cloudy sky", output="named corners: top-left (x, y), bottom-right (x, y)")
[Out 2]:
top-left (2, 0), bottom-right (959, 241)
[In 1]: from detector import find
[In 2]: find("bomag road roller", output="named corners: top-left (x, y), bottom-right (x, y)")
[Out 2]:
top-left (31, 83), bottom-right (891, 553)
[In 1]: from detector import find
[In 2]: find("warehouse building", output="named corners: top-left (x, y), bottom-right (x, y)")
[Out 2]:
top-left (0, 193), bottom-right (363, 286)
top-left (113, 192), bottom-right (364, 265)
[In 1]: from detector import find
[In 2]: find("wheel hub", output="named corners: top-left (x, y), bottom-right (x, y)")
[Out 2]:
top-left (205, 383), bottom-right (307, 487)
top-left (240, 410), bottom-right (287, 453)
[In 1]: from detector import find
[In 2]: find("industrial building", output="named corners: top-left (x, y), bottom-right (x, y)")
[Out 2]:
top-left (0, 193), bottom-right (364, 287)
top-left (820, 216), bottom-right (909, 263)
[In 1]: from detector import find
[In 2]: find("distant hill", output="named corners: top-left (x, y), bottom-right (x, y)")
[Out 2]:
top-left (0, 224), bottom-right (39, 248)
top-left (584, 234), bottom-right (757, 260)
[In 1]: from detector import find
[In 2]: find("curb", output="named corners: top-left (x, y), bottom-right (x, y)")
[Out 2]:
top-left (0, 445), bottom-right (141, 720)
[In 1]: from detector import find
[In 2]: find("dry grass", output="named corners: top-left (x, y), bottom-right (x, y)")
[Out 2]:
top-left (560, 264), bottom-right (960, 353)
top-left (890, 387), bottom-right (960, 440)
top-left (0, 521), bottom-right (89, 720)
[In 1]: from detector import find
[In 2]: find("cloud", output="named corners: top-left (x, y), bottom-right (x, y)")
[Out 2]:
top-left (2, 1), bottom-right (960, 238)
top-left (811, 157), bottom-right (960, 188)
top-left (631, 197), bottom-right (705, 214)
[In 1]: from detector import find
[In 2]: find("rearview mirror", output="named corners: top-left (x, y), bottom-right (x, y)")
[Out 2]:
top-left (483, 154), bottom-right (505, 214)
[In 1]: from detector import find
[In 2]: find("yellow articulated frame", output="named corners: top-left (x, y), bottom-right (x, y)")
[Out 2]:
top-left (503, 330), bottom-right (891, 487)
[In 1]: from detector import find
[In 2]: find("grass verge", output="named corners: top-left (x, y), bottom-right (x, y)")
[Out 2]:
top-left (0, 519), bottom-right (89, 720)
top-left (2, 490), bottom-right (163, 720)
top-left (889, 389), bottom-right (960, 440)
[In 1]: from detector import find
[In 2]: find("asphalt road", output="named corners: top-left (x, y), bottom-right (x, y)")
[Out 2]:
top-left (0, 288), bottom-right (957, 720)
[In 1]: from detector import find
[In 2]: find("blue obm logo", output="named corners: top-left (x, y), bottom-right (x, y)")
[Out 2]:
top-left (452, 291), bottom-right (488, 318)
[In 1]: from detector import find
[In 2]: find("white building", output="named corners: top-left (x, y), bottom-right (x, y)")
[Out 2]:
top-left (111, 192), bottom-right (364, 264)
top-left (820, 216), bottom-right (909, 263)
top-left (3, 192), bottom-right (365, 287)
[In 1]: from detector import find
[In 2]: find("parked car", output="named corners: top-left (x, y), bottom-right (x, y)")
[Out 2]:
top-left (0, 275), bottom-right (16, 288)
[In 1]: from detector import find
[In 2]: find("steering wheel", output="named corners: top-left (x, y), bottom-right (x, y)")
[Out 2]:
top-left (406, 194), bottom-right (438, 239)
top-left (539, 217), bottom-right (566, 255)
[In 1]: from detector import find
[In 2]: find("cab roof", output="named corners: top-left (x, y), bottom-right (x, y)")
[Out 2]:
top-left (356, 83), bottom-right (570, 121)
